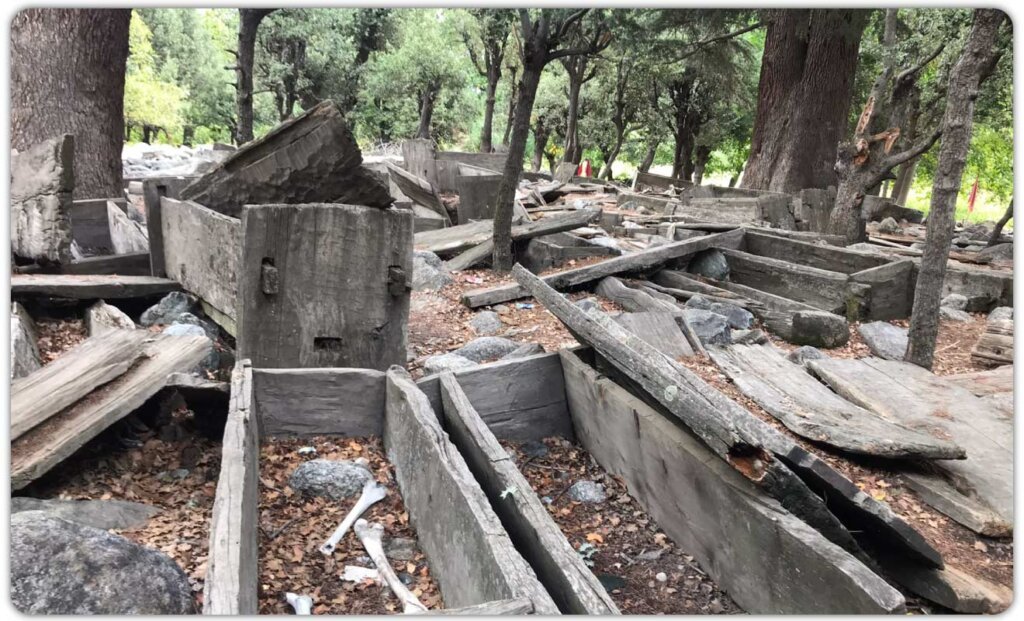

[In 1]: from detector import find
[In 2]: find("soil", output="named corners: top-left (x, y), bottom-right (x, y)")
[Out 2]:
top-left (34, 317), bottom-right (87, 363)
top-left (256, 436), bottom-right (441, 615)
top-left (502, 438), bottom-right (740, 615)
top-left (23, 404), bottom-right (221, 607)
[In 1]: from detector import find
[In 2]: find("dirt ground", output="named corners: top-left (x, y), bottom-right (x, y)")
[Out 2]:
top-left (256, 436), bottom-right (441, 615)
top-left (33, 316), bottom-right (87, 363)
top-left (503, 438), bottom-right (740, 614)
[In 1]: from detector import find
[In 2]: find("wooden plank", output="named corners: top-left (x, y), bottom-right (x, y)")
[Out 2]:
top-left (849, 260), bottom-right (915, 320)
top-left (161, 197), bottom-right (240, 322)
top-left (237, 203), bottom-right (412, 370)
top-left (431, 598), bottom-right (533, 615)
top-left (11, 335), bottom-right (211, 489)
top-left (385, 161), bottom-right (452, 225)
top-left (252, 368), bottom-right (385, 437)
top-left (744, 230), bottom-right (886, 274)
top-left (416, 209), bottom-right (600, 258)
top-left (11, 330), bottom-right (150, 440)
top-left (632, 170), bottom-right (693, 192)
top-left (417, 352), bottom-right (573, 441)
top-left (945, 365), bottom-right (1013, 396)
top-left (438, 373), bottom-right (619, 614)
top-left (71, 197), bottom-right (126, 251)
top-left (11, 274), bottom-right (180, 299)
top-left (60, 253), bottom-right (151, 276)
top-left (515, 266), bottom-right (942, 567)
top-left (873, 552), bottom-right (1011, 614)
top-left (971, 318), bottom-right (1013, 366)
top-left (595, 276), bottom-right (679, 313)
top-left (142, 179), bottom-right (168, 276)
top-left (559, 350), bottom-right (905, 614)
top-left (721, 247), bottom-right (852, 314)
top-left (204, 360), bottom-right (259, 614)
top-left (614, 312), bottom-right (694, 358)
top-left (707, 344), bottom-right (964, 459)
top-left (107, 200), bottom-right (149, 254)
top-left (461, 228), bottom-right (745, 309)
top-left (383, 368), bottom-right (560, 613)
top-left (444, 239), bottom-right (493, 272)
top-left (808, 357), bottom-right (1013, 535)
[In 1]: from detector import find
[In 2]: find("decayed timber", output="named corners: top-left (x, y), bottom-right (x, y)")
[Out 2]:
top-left (11, 274), bottom-right (181, 299)
top-left (11, 335), bottom-right (210, 490)
top-left (848, 260), bottom-right (915, 320)
top-left (417, 352), bottom-right (574, 441)
top-left (180, 101), bottom-right (391, 217)
top-left (161, 197), bottom-right (240, 322)
top-left (385, 161), bottom-right (452, 226)
top-left (445, 240), bottom-right (494, 272)
top-left (431, 598), bottom-right (534, 615)
top-left (70, 197), bottom-right (127, 251)
top-left (721, 248), bottom-right (853, 315)
top-left (237, 203), bottom-right (412, 370)
top-left (106, 200), bottom-right (149, 254)
top-left (438, 373), bottom-right (619, 615)
top-left (614, 312), bottom-right (694, 358)
top-left (971, 318), bottom-right (1013, 366)
top-left (707, 344), bottom-right (964, 459)
top-left (873, 549), bottom-right (1012, 614)
top-left (382, 368), bottom-right (559, 613)
top-left (11, 330), bottom-right (150, 440)
top-left (743, 231), bottom-right (887, 274)
top-left (559, 350), bottom-right (904, 614)
top-left (59, 253), bottom-right (151, 276)
top-left (808, 357), bottom-right (1013, 536)
top-left (595, 276), bottom-right (678, 313)
top-left (515, 265), bottom-right (942, 569)
top-left (462, 228), bottom-right (744, 308)
top-left (253, 368), bottom-right (386, 437)
top-left (416, 209), bottom-right (600, 258)
top-left (204, 360), bottom-right (259, 614)
top-left (632, 170), bottom-right (693, 192)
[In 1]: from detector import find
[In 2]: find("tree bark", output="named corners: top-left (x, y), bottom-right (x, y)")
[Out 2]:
top-left (234, 9), bottom-right (274, 145)
top-left (741, 10), bottom-right (868, 193)
top-left (416, 83), bottom-right (438, 140)
top-left (988, 199), bottom-right (1013, 247)
top-left (692, 145), bottom-right (712, 184)
top-left (481, 71), bottom-right (499, 152)
top-left (891, 158), bottom-right (919, 205)
top-left (906, 9), bottom-right (1006, 369)
top-left (531, 120), bottom-right (549, 172)
top-left (638, 139), bottom-right (659, 173)
top-left (501, 66), bottom-right (518, 147)
top-left (11, 9), bottom-right (130, 199)
top-left (561, 66), bottom-right (585, 164)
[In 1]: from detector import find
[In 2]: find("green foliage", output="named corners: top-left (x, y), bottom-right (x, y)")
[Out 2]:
top-left (124, 11), bottom-right (187, 141)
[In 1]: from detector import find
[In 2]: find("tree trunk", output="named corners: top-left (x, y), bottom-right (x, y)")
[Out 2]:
top-left (692, 145), bottom-right (712, 184)
top-left (501, 66), bottom-right (518, 147)
top-left (531, 122), bottom-right (549, 172)
top-left (988, 199), bottom-right (1013, 247)
top-left (480, 69), bottom-right (499, 152)
top-left (906, 9), bottom-right (1005, 369)
top-left (562, 74), bottom-right (583, 164)
top-left (891, 158), bottom-right (919, 205)
top-left (741, 10), bottom-right (868, 193)
top-left (598, 129), bottom-right (625, 180)
top-left (493, 64), bottom-right (543, 271)
top-left (11, 9), bottom-right (130, 199)
top-left (638, 139), bottom-right (659, 173)
top-left (416, 84), bottom-right (438, 140)
top-left (235, 9), bottom-right (273, 145)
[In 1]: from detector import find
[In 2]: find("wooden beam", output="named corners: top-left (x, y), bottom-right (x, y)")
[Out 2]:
top-left (438, 373), bottom-right (619, 614)
top-left (61, 252), bottom-right (151, 276)
top-left (204, 360), bottom-right (259, 614)
top-left (417, 209), bottom-right (600, 258)
top-left (253, 368), bottom-right (385, 437)
top-left (721, 248), bottom-right (852, 315)
top-left (142, 179), bottom-right (168, 277)
top-left (385, 161), bottom-right (452, 226)
top-left (382, 368), bottom-right (559, 613)
top-left (11, 274), bottom-right (181, 299)
top-left (430, 598), bottom-right (534, 615)
top-left (971, 318), bottom-right (1013, 367)
top-left (461, 228), bottom-right (744, 309)
top-left (744, 230), bottom-right (887, 274)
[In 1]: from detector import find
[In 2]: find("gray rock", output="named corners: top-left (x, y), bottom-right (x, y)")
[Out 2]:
top-left (85, 300), bottom-right (135, 336)
top-left (10, 512), bottom-right (193, 614)
top-left (11, 302), bottom-right (41, 379)
top-left (161, 323), bottom-right (206, 338)
top-left (785, 346), bottom-right (827, 366)
top-left (140, 291), bottom-right (196, 326)
top-left (412, 250), bottom-right (453, 291)
top-left (988, 306), bottom-right (1013, 322)
top-left (575, 297), bottom-right (601, 313)
top-left (172, 312), bottom-right (219, 341)
top-left (500, 342), bottom-right (545, 360)
top-left (493, 304), bottom-right (511, 315)
top-left (681, 309), bottom-right (731, 346)
top-left (962, 223), bottom-right (993, 241)
top-left (790, 311), bottom-right (849, 348)
top-left (588, 236), bottom-right (621, 251)
top-left (470, 311), bottom-right (503, 336)
top-left (11, 498), bottom-right (161, 531)
top-left (520, 440), bottom-right (549, 459)
top-left (940, 293), bottom-right (969, 311)
top-left (385, 537), bottom-right (420, 562)
top-left (939, 307), bottom-right (972, 322)
top-left (568, 480), bottom-right (607, 504)
top-left (684, 295), bottom-right (713, 311)
top-left (857, 321), bottom-right (908, 361)
top-left (686, 249), bottom-right (729, 281)
top-left (288, 459), bottom-right (373, 500)
top-left (877, 217), bottom-right (901, 235)
top-left (422, 353), bottom-right (477, 375)
top-left (732, 329), bottom-right (768, 345)
top-left (978, 243), bottom-right (1012, 263)
top-left (687, 296), bottom-right (752, 328)
top-left (456, 336), bottom-right (520, 362)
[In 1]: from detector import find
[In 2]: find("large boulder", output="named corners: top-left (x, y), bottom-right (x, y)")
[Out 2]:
top-left (857, 321), bottom-right (908, 361)
top-left (681, 309), bottom-right (731, 345)
top-left (412, 250), bottom-right (453, 291)
top-left (686, 249), bottom-right (730, 281)
top-left (85, 300), bottom-right (136, 337)
top-left (790, 311), bottom-right (849, 348)
top-left (455, 336), bottom-right (520, 362)
top-left (940, 293), bottom-right (969, 311)
top-left (685, 295), bottom-right (754, 329)
top-left (11, 498), bottom-right (161, 531)
top-left (11, 135), bottom-right (74, 263)
top-left (10, 512), bottom-right (194, 614)
top-left (11, 302), bottom-right (42, 379)
top-left (422, 352), bottom-right (477, 375)
top-left (141, 291), bottom-right (196, 326)
top-left (977, 243), bottom-right (1013, 264)
top-left (288, 459), bottom-right (373, 500)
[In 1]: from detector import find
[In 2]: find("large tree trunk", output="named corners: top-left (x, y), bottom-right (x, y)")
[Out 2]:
top-left (638, 139), bottom-right (659, 173)
top-left (415, 84), bottom-right (438, 140)
top-left (891, 158), bottom-right (919, 205)
top-left (692, 145), bottom-right (712, 184)
top-left (11, 9), bottom-right (130, 199)
top-left (235, 9), bottom-right (274, 146)
top-left (905, 9), bottom-right (1005, 369)
top-left (501, 66), bottom-right (518, 147)
top-left (741, 10), bottom-right (868, 193)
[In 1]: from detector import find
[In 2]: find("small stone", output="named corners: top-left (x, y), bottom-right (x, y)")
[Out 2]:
top-left (709, 599), bottom-right (725, 614)
top-left (857, 321), bottom-right (909, 361)
top-left (171, 312), bottom-right (218, 341)
top-left (575, 297), bottom-right (601, 313)
top-left (940, 293), bottom-right (969, 311)
top-left (140, 291), bottom-right (196, 326)
top-left (493, 304), bottom-right (511, 315)
top-left (877, 217), bottom-right (901, 235)
top-left (384, 537), bottom-right (419, 562)
top-left (655, 572), bottom-right (668, 583)
top-left (412, 250), bottom-right (453, 291)
top-left (732, 329), bottom-right (767, 345)
top-left (708, 302), bottom-right (753, 330)
top-left (422, 353), bottom-right (477, 375)
top-left (456, 336), bottom-right (520, 362)
top-left (681, 309), bottom-right (731, 345)
top-left (499, 342), bottom-right (545, 360)
top-left (684, 295), bottom-right (713, 311)
top-left (288, 459), bottom-right (372, 500)
top-left (568, 480), bottom-right (607, 503)
top-left (939, 307), bottom-right (972, 322)
top-left (161, 323), bottom-right (206, 338)
top-left (637, 548), bottom-right (665, 562)
top-left (85, 300), bottom-right (135, 336)
top-left (10, 302), bottom-right (41, 379)
top-left (686, 249), bottom-right (729, 281)
top-left (988, 306), bottom-right (1013, 322)
top-left (469, 311), bottom-right (503, 336)
top-left (597, 574), bottom-right (627, 591)
top-left (977, 242), bottom-right (1012, 263)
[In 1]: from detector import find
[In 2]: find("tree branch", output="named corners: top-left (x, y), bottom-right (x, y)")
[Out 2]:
top-left (672, 20), bottom-right (763, 64)
top-left (896, 44), bottom-right (945, 86)
top-left (555, 9), bottom-right (590, 41)
top-left (876, 129), bottom-right (942, 183)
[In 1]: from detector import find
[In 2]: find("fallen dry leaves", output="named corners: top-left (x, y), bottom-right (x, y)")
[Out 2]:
top-left (34, 317), bottom-right (88, 364)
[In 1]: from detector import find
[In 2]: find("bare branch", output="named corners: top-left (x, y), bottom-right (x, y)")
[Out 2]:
top-left (555, 9), bottom-right (590, 41)
top-left (876, 129), bottom-right (942, 183)
top-left (896, 44), bottom-right (945, 85)
top-left (673, 21), bottom-right (763, 64)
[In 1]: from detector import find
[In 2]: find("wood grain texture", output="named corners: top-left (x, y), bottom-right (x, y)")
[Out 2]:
top-left (971, 318), bottom-right (1013, 366)
top-left (461, 228), bottom-right (744, 309)
top-left (106, 200), bottom-right (148, 254)
top-left (438, 373), bottom-right (619, 614)
top-left (744, 230), bottom-right (886, 274)
top-left (11, 330), bottom-right (149, 440)
top-left (707, 344), bottom-right (964, 459)
top-left (60, 252), bottom-right (151, 276)
top-left (11, 335), bottom-right (210, 489)
top-left (559, 350), bottom-right (904, 614)
top-left (204, 360), bottom-right (259, 614)
top-left (721, 247), bottom-right (852, 314)
top-left (160, 197), bottom-right (241, 322)
top-left (70, 197), bottom-right (126, 251)
top-left (613, 312), bottom-right (694, 358)
top-left (385, 161), bottom-right (452, 225)
top-left (253, 368), bottom-right (385, 437)
top-left (383, 368), bottom-right (559, 613)
top-left (11, 274), bottom-right (181, 299)
top-left (237, 203), bottom-right (412, 370)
